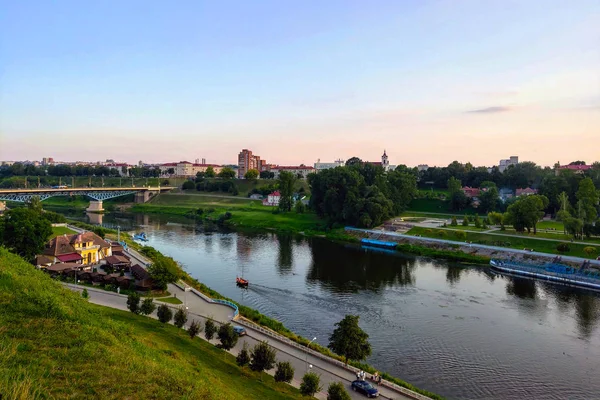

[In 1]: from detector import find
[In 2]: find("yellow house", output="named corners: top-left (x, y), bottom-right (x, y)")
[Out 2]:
top-left (41, 232), bottom-right (112, 266)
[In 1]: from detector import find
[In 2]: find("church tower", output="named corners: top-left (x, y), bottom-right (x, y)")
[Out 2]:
top-left (382, 150), bottom-right (389, 171)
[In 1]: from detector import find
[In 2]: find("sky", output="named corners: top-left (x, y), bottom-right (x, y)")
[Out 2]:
top-left (1, 0), bottom-right (599, 167)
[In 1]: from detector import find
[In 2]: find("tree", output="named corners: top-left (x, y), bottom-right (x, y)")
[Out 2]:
top-left (0, 208), bottom-right (52, 261)
top-left (450, 216), bottom-right (458, 226)
top-left (474, 214), bottom-right (481, 228)
top-left (274, 361), bottom-right (295, 383)
top-left (217, 323), bottom-right (239, 350)
top-left (479, 186), bottom-right (499, 213)
top-left (345, 157), bottom-right (363, 167)
top-left (300, 372), bottom-right (322, 397)
top-left (174, 307), bottom-right (188, 328)
top-left (260, 170), bottom-right (274, 179)
top-left (26, 196), bottom-right (43, 213)
top-left (81, 288), bottom-right (89, 299)
top-left (278, 171), bottom-right (296, 212)
top-left (504, 195), bottom-right (549, 234)
top-left (294, 200), bottom-right (306, 214)
top-left (147, 258), bottom-right (180, 290)
top-left (218, 167), bottom-right (236, 179)
top-left (244, 169), bottom-right (259, 180)
top-left (140, 298), bottom-right (156, 315)
top-left (576, 178), bottom-right (599, 224)
top-left (182, 180), bottom-right (195, 190)
top-left (328, 315), bottom-right (371, 365)
top-left (558, 191), bottom-right (570, 212)
top-left (236, 342), bottom-right (251, 366)
top-left (157, 304), bottom-right (173, 323)
top-left (447, 176), bottom-right (462, 195)
top-left (327, 382), bottom-right (351, 400)
top-left (205, 166), bottom-right (216, 178)
top-left (204, 318), bottom-right (217, 340)
top-left (127, 292), bottom-right (141, 314)
top-left (462, 217), bottom-right (469, 226)
top-left (564, 217), bottom-right (584, 239)
top-left (584, 247), bottom-right (597, 257)
top-left (250, 341), bottom-right (277, 372)
top-left (487, 212), bottom-right (504, 226)
top-left (188, 320), bottom-right (202, 339)
top-left (167, 167), bottom-right (175, 175)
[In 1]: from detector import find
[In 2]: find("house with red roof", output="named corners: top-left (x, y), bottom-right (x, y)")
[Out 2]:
top-left (516, 187), bottom-right (538, 197)
top-left (263, 191), bottom-right (281, 206)
top-left (37, 232), bottom-right (112, 268)
top-left (462, 187), bottom-right (480, 198)
top-left (555, 164), bottom-right (592, 176)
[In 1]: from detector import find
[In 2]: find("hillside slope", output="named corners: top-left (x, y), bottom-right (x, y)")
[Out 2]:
top-left (0, 248), bottom-right (302, 400)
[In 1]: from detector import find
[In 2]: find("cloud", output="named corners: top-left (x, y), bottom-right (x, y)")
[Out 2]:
top-left (466, 106), bottom-right (512, 114)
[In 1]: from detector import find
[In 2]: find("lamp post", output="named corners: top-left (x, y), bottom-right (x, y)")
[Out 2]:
top-left (306, 337), bottom-right (316, 372)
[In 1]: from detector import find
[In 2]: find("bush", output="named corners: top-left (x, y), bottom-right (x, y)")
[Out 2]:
top-left (274, 361), bottom-right (295, 383)
top-left (127, 292), bottom-right (141, 314)
top-left (454, 231), bottom-right (467, 240)
top-left (250, 341), bottom-right (277, 372)
top-left (204, 318), bottom-right (217, 340)
top-left (174, 307), bottom-right (188, 328)
top-left (462, 218), bottom-right (469, 226)
top-left (182, 180), bottom-right (195, 190)
top-left (236, 342), bottom-right (250, 367)
top-left (300, 372), bottom-right (322, 397)
top-left (217, 323), bottom-right (238, 350)
top-left (450, 217), bottom-right (458, 226)
top-left (437, 231), bottom-right (446, 238)
top-left (188, 320), bottom-right (202, 339)
top-left (584, 246), bottom-right (597, 256)
top-left (81, 288), bottom-right (89, 299)
top-left (327, 382), bottom-right (351, 400)
top-left (157, 304), bottom-right (173, 323)
top-left (556, 243), bottom-right (570, 253)
top-left (42, 210), bottom-right (67, 223)
top-left (294, 200), bottom-right (306, 214)
top-left (474, 215), bottom-right (481, 228)
top-left (140, 298), bottom-right (156, 315)
top-left (92, 226), bottom-right (106, 239)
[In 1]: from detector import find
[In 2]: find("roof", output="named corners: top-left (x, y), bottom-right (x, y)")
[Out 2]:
top-left (269, 191), bottom-right (281, 196)
top-left (272, 165), bottom-right (315, 170)
top-left (47, 263), bottom-right (81, 272)
top-left (516, 187), bottom-right (538, 196)
top-left (44, 232), bottom-right (110, 256)
top-left (131, 264), bottom-right (151, 281)
top-left (104, 255), bottom-right (130, 265)
top-left (35, 254), bottom-right (54, 265)
top-left (56, 253), bottom-right (83, 263)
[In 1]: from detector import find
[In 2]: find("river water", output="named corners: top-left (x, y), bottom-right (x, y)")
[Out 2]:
top-left (67, 211), bottom-right (600, 400)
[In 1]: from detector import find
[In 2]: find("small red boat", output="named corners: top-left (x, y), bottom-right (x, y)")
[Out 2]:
top-left (236, 277), bottom-right (249, 287)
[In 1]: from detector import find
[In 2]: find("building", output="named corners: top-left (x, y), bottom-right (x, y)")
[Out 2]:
top-left (270, 165), bottom-right (315, 179)
top-left (499, 188), bottom-right (514, 202)
top-left (238, 149), bottom-right (266, 178)
top-left (39, 232), bottom-right (112, 267)
top-left (159, 161), bottom-right (223, 177)
top-left (498, 156), bottom-right (518, 172)
top-left (314, 159), bottom-right (345, 171)
top-left (516, 188), bottom-right (538, 196)
top-left (555, 164), bottom-right (592, 175)
top-left (366, 150), bottom-right (391, 172)
top-left (462, 186), bottom-right (480, 198)
top-left (263, 191), bottom-right (281, 206)
top-left (417, 164), bottom-right (429, 172)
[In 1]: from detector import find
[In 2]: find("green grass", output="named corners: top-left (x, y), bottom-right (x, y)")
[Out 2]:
top-left (408, 199), bottom-right (482, 215)
top-left (148, 193), bottom-right (261, 208)
top-left (158, 296), bottom-right (183, 305)
top-left (49, 226), bottom-right (76, 238)
top-left (0, 248), bottom-right (303, 400)
top-left (439, 224), bottom-right (489, 232)
top-left (407, 226), bottom-right (598, 259)
top-left (536, 220), bottom-right (567, 230)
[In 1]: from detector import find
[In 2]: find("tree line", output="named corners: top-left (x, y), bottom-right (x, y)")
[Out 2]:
top-left (0, 163), bottom-right (162, 179)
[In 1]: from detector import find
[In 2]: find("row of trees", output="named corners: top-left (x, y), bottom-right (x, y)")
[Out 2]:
top-left (0, 163), bottom-right (163, 178)
top-left (308, 161), bottom-right (417, 228)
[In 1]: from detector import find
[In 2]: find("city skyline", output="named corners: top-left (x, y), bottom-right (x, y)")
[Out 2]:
top-left (1, 1), bottom-right (599, 166)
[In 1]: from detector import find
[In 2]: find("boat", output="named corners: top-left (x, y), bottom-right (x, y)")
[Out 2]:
top-left (133, 232), bottom-right (148, 242)
top-left (236, 277), bottom-right (249, 287)
top-left (360, 238), bottom-right (397, 249)
top-left (490, 259), bottom-right (600, 291)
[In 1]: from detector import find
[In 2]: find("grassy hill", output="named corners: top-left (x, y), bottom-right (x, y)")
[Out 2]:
top-left (0, 248), bottom-right (303, 400)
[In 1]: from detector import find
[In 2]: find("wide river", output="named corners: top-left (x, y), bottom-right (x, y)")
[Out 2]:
top-left (70, 211), bottom-right (600, 399)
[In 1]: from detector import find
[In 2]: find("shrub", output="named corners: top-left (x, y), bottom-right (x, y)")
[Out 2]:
top-left (182, 180), bottom-right (195, 190)
top-left (274, 361), bottom-right (295, 383)
top-left (300, 372), bottom-right (322, 397)
top-left (140, 298), bottom-right (156, 315)
top-left (127, 292), bottom-right (141, 314)
top-left (204, 318), bottom-right (217, 340)
top-left (462, 218), bottom-right (469, 226)
top-left (81, 288), bottom-right (89, 299)
top-left (294, 200), bottom-right (306, 214)
top-left (217, 323), bottom-right (238, 350)
top-left (454, 231), bottom-right (467, 240)
top-left (174, 307), bottom-right (188, 328)
top-left (236, 343), bottom-right (250, 367)
top-left (474, 215), bottom-right (481, 228)
top-left (450, 217), bottom-right (458, 226)
top-left (437, 231), bottom-right (446, 238)
top-left (584, 246), bottom-right (597, 256)
top-left (157, 304), bottom-right (173, 323)
top-left (327, 382), bottom-right (351, 400)
top-left (250, 341), bottom-right (277, 372)
top-left (556, 243), bottom-right (570, 253)
top-left (188, 320), bottom-right (202, 339)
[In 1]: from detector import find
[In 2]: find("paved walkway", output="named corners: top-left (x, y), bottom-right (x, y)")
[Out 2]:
top-left (64, 283), bottom-right (425, 400)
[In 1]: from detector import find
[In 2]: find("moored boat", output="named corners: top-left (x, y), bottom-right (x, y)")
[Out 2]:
top-left (236, 277), bottom-right (249, 287)
top-left (133, 232), bottom-right (148, 242)
top-left (490, 259), bottom-right (600, 291)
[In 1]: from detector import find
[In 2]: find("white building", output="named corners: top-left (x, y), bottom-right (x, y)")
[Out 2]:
top-left (262, 191), bottom-right (281, 206)
top-left (498, 156), bottom-right (518, 172)
top-left (314, 159), bottom-right (345, 171)
top-left (270, 165), bottom-right (315, 179)
top-left (159, 161), bottom-right (224, 177)
top-left (417, 164), bottom-right (429, 172)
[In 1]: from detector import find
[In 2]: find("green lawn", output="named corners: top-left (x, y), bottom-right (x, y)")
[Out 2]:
top-left (149, 193), bottom-right (261, 208)
top-left (537, 220), bottom-right (566, 230)
top-left (407, 199), bottom-right (482, 215)
top-left (407, 226), bottom-right (598, 259)
top-left (49, 225), bottom-right (76, 238)
top-left (158, 296), bottom-right (183, 305)
top-left (0, 248), bottom-right (303, 400)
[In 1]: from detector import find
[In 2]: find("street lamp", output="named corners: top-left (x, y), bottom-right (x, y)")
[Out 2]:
top-left (306, 337), bottom-right (316, 372)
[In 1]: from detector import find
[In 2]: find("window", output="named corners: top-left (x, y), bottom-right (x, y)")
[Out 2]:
top-left (87, 253), bottom-right (92, 264)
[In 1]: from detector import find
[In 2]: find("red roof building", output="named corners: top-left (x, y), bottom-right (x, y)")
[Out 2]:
top-left (462, 187), bottom-right (480, 198)
top-left (516, 187), bottom-right (538, 196)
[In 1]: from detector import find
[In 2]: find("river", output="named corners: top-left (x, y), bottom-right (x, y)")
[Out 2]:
top-left (64, 210), bottom-right (600, 400)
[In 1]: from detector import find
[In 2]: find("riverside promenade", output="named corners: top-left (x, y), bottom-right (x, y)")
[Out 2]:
top-left (65, 281), bottom-right (431, 400)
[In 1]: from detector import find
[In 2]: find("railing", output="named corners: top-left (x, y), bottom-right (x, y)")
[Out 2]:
top-left (493, 260), bottom-right (600, 284)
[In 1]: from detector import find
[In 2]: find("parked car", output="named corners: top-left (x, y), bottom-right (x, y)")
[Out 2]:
top-left (351, 380), bottom-right (379, 398)
top-left (233, 326), bottom-right (247, 336)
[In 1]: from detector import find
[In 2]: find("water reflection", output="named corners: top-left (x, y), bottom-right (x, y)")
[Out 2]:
top-left (277, 235), bottom-right (293, 275)
top-left (505, 276), bottom-right (538, 300)
top-left (307, 239), bottom-right (416, 292)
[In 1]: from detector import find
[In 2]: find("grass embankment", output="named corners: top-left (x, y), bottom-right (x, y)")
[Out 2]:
top-left (158, 296), bottom-right (183, 304)
top-left (0, 248), bottom-right (303, 400)
top-left (49, 225), bottom-right (77, 238)
top-left (138, 246), bottom-right (442, 400)
top-left (407, 226), bottom-right (597, 259)
top-left (408, 198), bottom-right (482, 215)
top-left (395, 243), bottom-right (490, 264)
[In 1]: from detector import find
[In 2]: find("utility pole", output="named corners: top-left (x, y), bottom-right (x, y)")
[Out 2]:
top-left (38, 176), bottom-right (40, 188)
top-left (72, 176), bottom-right (74, 188)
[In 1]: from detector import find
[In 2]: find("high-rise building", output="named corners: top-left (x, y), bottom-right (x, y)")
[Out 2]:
top-left (238, 149), bottom-right (266, 178)
top-left (498, 156), bottom-right (518, 172)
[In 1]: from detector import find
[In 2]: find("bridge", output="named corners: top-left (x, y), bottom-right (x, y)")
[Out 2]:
top-left (0, 186), bottom-right (175, 212)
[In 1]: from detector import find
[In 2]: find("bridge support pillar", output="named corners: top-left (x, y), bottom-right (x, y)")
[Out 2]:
top-left (134, 191), bottom-right (151, 203)
top-left (86, 200), bottom-right (104, 213)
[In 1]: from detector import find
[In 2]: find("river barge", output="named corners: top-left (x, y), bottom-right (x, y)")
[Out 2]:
top-left (360, 238), bottom-right (397, 249)
top-left (490, 259), bottom-right (600, 291)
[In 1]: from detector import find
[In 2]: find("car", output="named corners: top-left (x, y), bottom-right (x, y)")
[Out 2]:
top-left (233, 326), bottom-right (247, 336)
top-left (351, 380), bottom-right (379, 398)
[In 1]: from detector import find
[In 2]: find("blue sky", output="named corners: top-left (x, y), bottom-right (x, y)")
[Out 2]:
top-left (1, 0), bottom-right (599, 166)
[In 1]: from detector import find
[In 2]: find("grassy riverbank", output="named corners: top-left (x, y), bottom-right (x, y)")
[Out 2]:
top-left (0, 248), bottom-right (303, 400)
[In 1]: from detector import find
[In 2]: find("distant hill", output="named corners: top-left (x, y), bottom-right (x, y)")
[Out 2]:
top-left (0, 248), bottom-right (302, 400)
